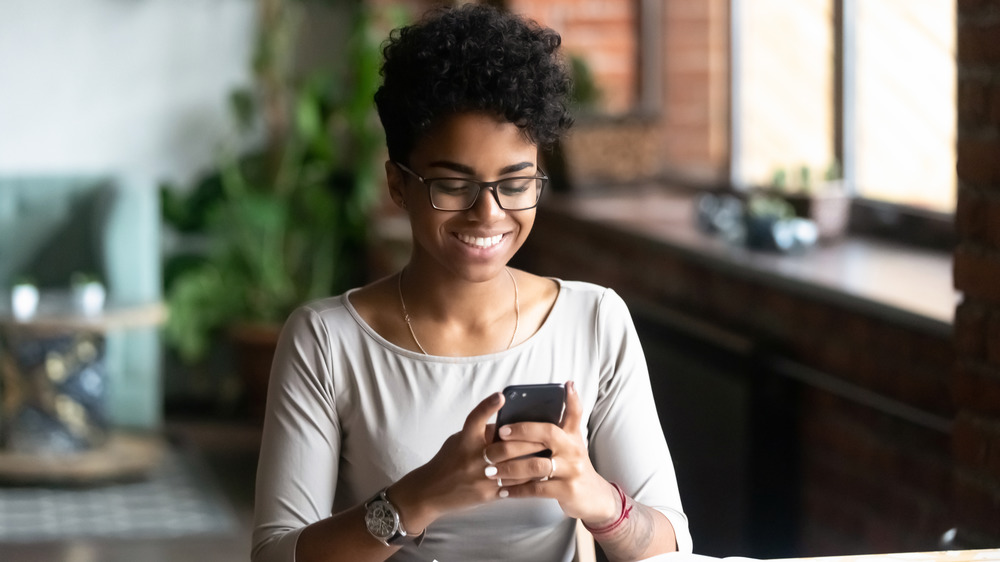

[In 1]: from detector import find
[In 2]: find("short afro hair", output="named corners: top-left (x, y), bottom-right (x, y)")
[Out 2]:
top-left (374, 4), bottom-right (574, 163)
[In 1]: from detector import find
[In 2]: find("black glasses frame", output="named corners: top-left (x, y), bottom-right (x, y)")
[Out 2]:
top-left (393, 161), bottom-right (547, 211)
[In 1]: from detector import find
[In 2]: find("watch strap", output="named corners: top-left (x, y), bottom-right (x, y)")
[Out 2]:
top-left (365, 488), bottom-right (426, 546)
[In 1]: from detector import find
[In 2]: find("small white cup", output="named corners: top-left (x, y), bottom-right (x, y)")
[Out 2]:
top-left (73, 282), bottom-right (106, 316)
top-left (11, 283), bottom-right (40, 320)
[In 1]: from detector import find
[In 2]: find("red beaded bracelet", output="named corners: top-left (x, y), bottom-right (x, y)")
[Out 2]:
top-left (583, 482), bottom-right (632, 535)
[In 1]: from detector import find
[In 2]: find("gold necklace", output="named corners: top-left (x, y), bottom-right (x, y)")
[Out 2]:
top-left (398, 267), bottom-right (519, 355)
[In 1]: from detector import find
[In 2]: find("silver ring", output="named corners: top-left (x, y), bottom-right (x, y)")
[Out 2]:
top-left (483, 448), bottom-right (495, 466)
top-left (497, 477), bottom-right (503, 487)
top-left (543, 457), bottom-right (556, 481)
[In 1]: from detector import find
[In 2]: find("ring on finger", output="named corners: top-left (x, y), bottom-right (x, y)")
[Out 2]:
top-left (483, 448), bottom-right (495, 466)
top-left (497, 477), bottom-right (503, 487)
top-left (541, 457), bottom-right (556, 481)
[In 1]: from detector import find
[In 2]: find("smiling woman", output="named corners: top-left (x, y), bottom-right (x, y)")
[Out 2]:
top-left (251, 5), bottom-right (692, 562)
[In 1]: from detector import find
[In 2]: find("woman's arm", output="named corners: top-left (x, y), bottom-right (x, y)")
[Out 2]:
top-left (292, 391), bottom-right (511, 562)
top-left (253, 307), bottom-right (511, 562)
top-left (583, 481), bottom-right (678, 562)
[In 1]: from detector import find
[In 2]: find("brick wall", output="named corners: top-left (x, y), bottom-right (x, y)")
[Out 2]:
top-left (508, 0), bottom-right (637, 115)
top-left (511, 0), bottom-right (730, 187)
top-left (659, 0), bottom-right (730, 184)
top-left (953, 0), bottom-right (1000, 544)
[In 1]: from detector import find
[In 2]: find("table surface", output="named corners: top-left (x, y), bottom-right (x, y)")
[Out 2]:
top-left (0, 432), bottom-right (166, 484)
top-left (787, 550), bottom-right (1000, 561)
top-left (543, 190), bottom-right (956, 335)
top-left (639, 549), bottom-right (1000, 562)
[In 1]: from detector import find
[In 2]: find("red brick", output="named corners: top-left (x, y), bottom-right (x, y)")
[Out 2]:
top-left (989, 312), bottom-right (1000, 368)
top-left (958, 78), bottom-right (987, 127)
top-left (954, 245), bottom-right (1000, 304)
top-left (955, 188), bottom-right (1000, 248)
top-left (992, 81), bottom-right (1000, 128)
top-left (974, 79), bottom-right (1000, 129)
top-left (957, 0), bottom-right (992, 12)
top-left (956, 188), bottom-right (988, 242)
top-left (955, 299), bottom-right (990, 358)
top-left (957, 21), bottom-right (1000, 65)
top-left (957, 138), bottom-right (1000, 186)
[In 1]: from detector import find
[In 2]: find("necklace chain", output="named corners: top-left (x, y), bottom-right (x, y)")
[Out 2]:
top-left (398, 268), bottom-right (519, 355)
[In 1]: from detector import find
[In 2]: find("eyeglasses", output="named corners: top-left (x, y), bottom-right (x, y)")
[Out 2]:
top-left (394, 162), bottom-right (547, 211)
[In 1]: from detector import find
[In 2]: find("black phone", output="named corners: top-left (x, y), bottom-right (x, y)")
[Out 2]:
top-left (494, 383), bottom-right (566, 457)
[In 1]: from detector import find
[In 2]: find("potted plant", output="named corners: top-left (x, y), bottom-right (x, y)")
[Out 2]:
top-left (768, 161), bottom-right (850, 241)
top-left (70, 271), bottom-right (106, 316)
top-left (160, 0), bottom-right (388, 415)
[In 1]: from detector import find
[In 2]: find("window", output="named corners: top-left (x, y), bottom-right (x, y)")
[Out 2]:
top-left (732, 0), bottom-right (956, 214)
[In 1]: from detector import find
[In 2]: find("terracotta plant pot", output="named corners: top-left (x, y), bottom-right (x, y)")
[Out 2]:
top-left (782, 185), bottom-right (850, 241)
top-left (228, 322), bottom-right (282, 421)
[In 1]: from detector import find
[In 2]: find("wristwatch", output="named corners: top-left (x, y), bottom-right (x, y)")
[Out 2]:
top-left (364, 488), bottom-right (424, 547)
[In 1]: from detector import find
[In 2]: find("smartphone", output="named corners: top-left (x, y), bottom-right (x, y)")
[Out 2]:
top-left (493, 383), bottom-right (566, 457)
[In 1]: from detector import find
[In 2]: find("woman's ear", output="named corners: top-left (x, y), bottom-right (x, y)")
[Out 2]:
top-left (385, 161), bottom-right (407, 210)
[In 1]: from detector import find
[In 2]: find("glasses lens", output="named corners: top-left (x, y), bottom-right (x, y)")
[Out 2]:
top-left (429, 179), bottom-right (479, 210)
top-left (496, 178), bottom-right (543, 210)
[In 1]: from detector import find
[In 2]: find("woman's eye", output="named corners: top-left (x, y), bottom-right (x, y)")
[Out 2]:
top-left (498, 180), bottom-right (532, 195)
top-left (433, 181), bottom-right (474, 194)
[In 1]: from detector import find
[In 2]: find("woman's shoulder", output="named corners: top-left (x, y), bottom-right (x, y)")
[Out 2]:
top-left (546, 277), bottom-right (623, 310)
top-left (552, 278), bottom-right (612, 297)
top-left (281, 293), bottom-right (357, 338)
top-left (528, 276), bottom-right (629, 325)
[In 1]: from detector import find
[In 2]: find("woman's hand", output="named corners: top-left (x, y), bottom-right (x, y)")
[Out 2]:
top-left (388, 391), bottom-right (510, 531)
top-left (485, 381), bottom-right (620, 525)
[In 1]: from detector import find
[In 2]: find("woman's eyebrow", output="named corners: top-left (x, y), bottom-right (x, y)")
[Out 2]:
top-left (427, 160), bottom-right (535, 176)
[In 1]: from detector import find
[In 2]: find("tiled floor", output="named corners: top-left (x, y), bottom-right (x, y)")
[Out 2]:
top-left (0, 419), bottom-right (261, 562)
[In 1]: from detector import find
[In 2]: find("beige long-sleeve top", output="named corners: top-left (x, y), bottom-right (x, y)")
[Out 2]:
top-left (252, 279), bottom-right (692, 561)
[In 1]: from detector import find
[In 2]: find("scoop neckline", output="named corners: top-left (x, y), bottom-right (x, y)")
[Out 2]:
top-left (342, 277), bottom-right (565, 362)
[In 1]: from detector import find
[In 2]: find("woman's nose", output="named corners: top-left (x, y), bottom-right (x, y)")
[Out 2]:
top-left (467, 185), bottom-right (506, 221)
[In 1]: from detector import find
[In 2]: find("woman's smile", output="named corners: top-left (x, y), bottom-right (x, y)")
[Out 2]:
top-left (455, 232), bottom-right (505, 249)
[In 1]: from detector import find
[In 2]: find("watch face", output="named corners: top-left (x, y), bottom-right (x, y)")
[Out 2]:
top-left (365, 499), bottom-right (399, 541)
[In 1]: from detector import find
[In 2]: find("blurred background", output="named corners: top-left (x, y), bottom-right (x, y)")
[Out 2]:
top-left (0, 0), bottom-right (996, 560)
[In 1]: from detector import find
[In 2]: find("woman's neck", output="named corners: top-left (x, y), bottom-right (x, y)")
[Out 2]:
top-left (399, 261), bottom-right (515, 323)
top-left (397, 261), bottom-right (520, 355)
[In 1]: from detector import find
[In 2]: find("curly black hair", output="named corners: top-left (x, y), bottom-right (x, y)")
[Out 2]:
top-left (374, 4), bottom-right (574, 163)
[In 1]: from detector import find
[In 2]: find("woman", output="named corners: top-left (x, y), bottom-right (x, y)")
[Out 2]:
top-left (252, 5), bottom-right (691, 561)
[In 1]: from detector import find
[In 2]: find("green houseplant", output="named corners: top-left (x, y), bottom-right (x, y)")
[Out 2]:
top-left (161, 0), bottom-right (389, 411)
top-left (767, 161), bottom-right (849, 241)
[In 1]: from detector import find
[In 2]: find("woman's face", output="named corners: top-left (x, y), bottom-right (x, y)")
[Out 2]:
top-left (389, 111), bottom-right (539, 283)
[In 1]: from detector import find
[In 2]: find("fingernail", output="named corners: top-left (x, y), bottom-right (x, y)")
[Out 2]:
top-left (485, 466), bottom-right (498, 477)
top-left (567, 381), bottom-right (576, 394)
top-left (499, 489), bottom-right (509, 499)
top-left (499, 426), bottom-right (511, 438)
top-left (490, 392), bottom-right (501, 404)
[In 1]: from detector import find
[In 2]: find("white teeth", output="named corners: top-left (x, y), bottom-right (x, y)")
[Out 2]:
top-left (458, 233), bottom-right (503, 248)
